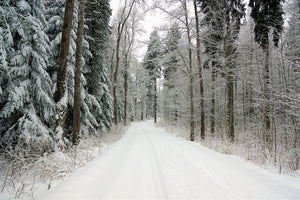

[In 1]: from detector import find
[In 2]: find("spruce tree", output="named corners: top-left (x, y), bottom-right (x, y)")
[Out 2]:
top-left (45, 0), bottom-right (99, 142)
top-left (162, 24), bottom-right (181, 122)
top-left (249, 0), bottom-right (284, 145)
top-left (0, 0), bottom-right (56, 154)
top-left (199, 0), bottom-right (245, 142)
top-left (199, 0), bottom-right (224, 136)
top-left (143, 30), bottom-right (161, 122)
top-left (85, 0), bottom-right (113, 130)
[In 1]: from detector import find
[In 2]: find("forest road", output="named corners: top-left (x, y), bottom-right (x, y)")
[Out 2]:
top-left (38, 120), bottom-right (300, 200)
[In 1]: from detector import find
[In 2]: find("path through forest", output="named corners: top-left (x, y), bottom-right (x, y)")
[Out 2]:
top-left (38, 121), bottom-right (300, 200)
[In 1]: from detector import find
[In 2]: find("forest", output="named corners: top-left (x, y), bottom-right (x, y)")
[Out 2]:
top-left (0, 0), bottom-right (299, 198)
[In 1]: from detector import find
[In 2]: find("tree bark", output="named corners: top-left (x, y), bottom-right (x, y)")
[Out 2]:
top-left (154, 77), bottom-right (157, 123)
top-left (264, 41), bottom-right (271, 146)
top-left (193, 0), bottom-right (205, 140)
top-left (113, 34), bottom-right (120, 124)
top-left (57, 0), bottom-right (75, 102)
top-left (211, 61), bottom-right (216, 136)
top-left (72, 0), bottom-right (85, 146)
top-left (183, 0), bottom-right (195, 141)
top-left (56, 0), bottom-right (75, 142)
top-left (124, 54), bottom-right (128, 124)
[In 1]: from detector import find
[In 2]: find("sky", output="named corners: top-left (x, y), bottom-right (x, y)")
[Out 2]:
top-left (109, 0), bottom-right (164, 61)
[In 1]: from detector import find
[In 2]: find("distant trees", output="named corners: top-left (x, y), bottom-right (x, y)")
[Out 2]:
top-left (0, 0), bottom-right (299, 172)
top-left (153, 0), bottom-right (298, 171)
top-left (143, 30), bottom-right (161, 123)
top-left (162, 24), bottom-right (181, 123)
top-left (112, 0), bottom-right (137, 124)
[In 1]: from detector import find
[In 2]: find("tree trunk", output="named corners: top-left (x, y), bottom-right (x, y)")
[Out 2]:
top-left (224, 6), bottom-right (234, 143)
top-left (227, 68), bottom-right (234, 142)
top-left (113, 1), bottom-right (135, 125)
top-left (193, 0), bottom-right (205, 140)
top-left (264, 41), bottom-right (271, 146)
top-left (154, 77), bottom-right (157, 123)
top-left (124, 54), bottom-right (128, 124)
top-left (57, 0), bottom-right (75, 102)
top-left (110, 49), bottom-right (115, 82)
top-left (72, 0), bottom-right (85, 146)
top-left (182, 0), bottom-right (195, 141)
top-left (113, 35), bottom-right (121, 125)
top-left (56, 0), bottom-right (75, 141)
top-left (226, 39), bottom-right (234, 142)
top-left (211, 61), bottom-right (216, 136)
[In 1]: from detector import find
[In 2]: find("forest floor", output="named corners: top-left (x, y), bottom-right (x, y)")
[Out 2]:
top-left (37, 120), bottom-right (300, 200)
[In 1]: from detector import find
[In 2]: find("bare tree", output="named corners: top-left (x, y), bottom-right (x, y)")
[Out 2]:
top-left (113, 0), bottom-right (137, 124)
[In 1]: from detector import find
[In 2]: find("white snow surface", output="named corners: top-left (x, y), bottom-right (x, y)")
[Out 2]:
top-left (38, 121), bottom-right (300, 200)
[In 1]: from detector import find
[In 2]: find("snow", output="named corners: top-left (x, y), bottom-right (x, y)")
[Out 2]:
top-left (37, 120), bottom-right (300, 200)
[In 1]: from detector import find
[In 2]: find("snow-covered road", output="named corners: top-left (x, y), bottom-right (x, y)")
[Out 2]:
top-left (38, 121), bottom-right (300, 200)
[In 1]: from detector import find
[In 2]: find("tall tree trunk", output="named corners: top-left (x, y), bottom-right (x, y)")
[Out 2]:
top-left (264, 41), bottom-right (271, 146)
top-left (193, 0), bottom-right (205, 140)
top-left (227, 67), bottom-right (234, 142)
top-left (224, 6), bottom-right (234, 143)
top-left (113, 34), bottom-right (121, 124)
top-left (154, 77), bottom-right (157, 123)
top-left (56, 0), bottom-right (75, 142)
top-left (113, 1), bottom-right (135, 125)
top-left (124, 54), bottom-right (128, 124)
top-left (110, 49), bottom-right (115, 82)
top-left (183, 0), bottom-right (195, 141)
top-left (226, 40), bottom-right (234, 142)
top-left (57, 0), bottom-right (75, 102)
top-left (174, 94), bottom-right (178, 121)
top-left (211, 61), bottom-right (216, 136)
top-left (72, 0), bottom-right (85, 145)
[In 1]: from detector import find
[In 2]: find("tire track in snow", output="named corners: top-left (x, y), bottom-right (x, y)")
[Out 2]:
top-left (137, 125), bottom-right (168, 200)
top-left (146, 127), bottom-right (237, 199)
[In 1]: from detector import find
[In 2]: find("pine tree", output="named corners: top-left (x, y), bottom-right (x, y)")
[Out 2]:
top-left (0, 0), bottom-right (56, 154)
top-left (199, 0), bottom-right (224, 136)
top-left (144, 30), bottom-right (161, 123)
top-left (85, 0), bottom-right (113, 130)
top-left (249, 0), bottom-right (284, 146)
top-left (45, 0), bottom-right (98, 142)
top-left (162, 24), bottom-right (181, 122)
top-left (199, 0), bottom-right (245, 142)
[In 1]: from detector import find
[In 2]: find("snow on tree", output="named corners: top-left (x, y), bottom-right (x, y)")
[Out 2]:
top-left (249, 0), bottom-right (284, 147)
top-left (143, 30), bottom-right (162, 123)
top-left (44, 0), bottom-right (98, 142)
top-left (85, 0), bottom-right (113, 130)
top-left (0, 0), bottom-right (56, 154)
top-left (161, 24), bottom-right (181, 123)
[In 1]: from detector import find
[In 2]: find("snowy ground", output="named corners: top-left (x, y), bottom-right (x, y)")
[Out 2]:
top-left (0, 125), bottom-right (125, 200)
top-left (37, 120), bottom-right (300, 200)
